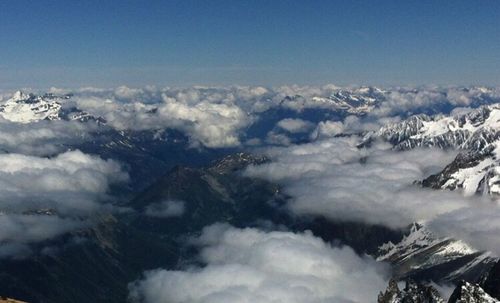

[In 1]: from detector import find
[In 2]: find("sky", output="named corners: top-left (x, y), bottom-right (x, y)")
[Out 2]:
top-left (0, 0), bottom-right (499, 88)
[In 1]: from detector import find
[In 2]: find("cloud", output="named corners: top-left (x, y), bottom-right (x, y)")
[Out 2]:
top-left (310, 120), bottom-right (344, 140)
top-left (428, 206), bottom-right (500, 254)
top-left (0, 215), bottom-right (83, 243)
top-left (265, 131), bottom-right (292, 146)
top-left (246, 137), bottom-right (472, 227)
top-left (369, 86), bottom-right (500, 118)
top-left (144, 200), bottom-right (185, 218)
top-left (276, 118), bottom-right (314, 134)
top-left (246, 137), bottom-right (500, 253)
top-left (245, 136), bottom-right (500, 254)
top-left (0, 118), bottom-right (98, 156)
top-left (22, 85), bottom-right (497, 150)
top-left (128, 224), bottom-right (388, 303)
top-left (0, 150), bottom-right (128, 257)
top-left (0, 150), bottom-right (127, 213)
top-left (308, 115), bottom-right (388, 140)
top-left (72, 87), bottom-right (253, 148)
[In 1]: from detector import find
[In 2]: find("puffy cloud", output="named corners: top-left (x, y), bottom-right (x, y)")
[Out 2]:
top-left (244, 137), bottom-right (459, 225)
top-left (0, 214), bottom-right (83, 243)
top-left (29, 85), bottom-right (500, 149)
top-left (370, 86), bottom-right (500, 118)
top-left (265, 131), bottom-right (291, 146)
top-left (157, 99), bottom-right (250, 148)
top-left (310, 120), bottom-right (344, 140)
top-left (310, 116), bottom-right (393, 140)
top-left (144, 200), bottom-right (185, 218)
top-left (371, 88), bottom-right (445, 117)
top-left (0, 150), bottom-right (128, 257)
top-left (276, 118), bottom-right (314, 134)
top-left (72, 87), bottom-right (253, 148)
top-left (0, 119), bottom-right (98, 156)
top-left (245, 136), bottom-right (500, 253)
top-left (128, 224), bottom-right (388, 303)
top-left (0, 150), bottom-right (127, 212)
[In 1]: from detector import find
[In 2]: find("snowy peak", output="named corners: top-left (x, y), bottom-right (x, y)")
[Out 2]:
top-left (278, 86), bottom-right (384, 114)
top-left (11, 90), bottom-right (29, 101)
top-left (0, 91), bottom-right (102, 123)
top-left (448, 281), bottom-right (499, 303)
top-left (362, 103), bottom-right (500, 197)
top-left (422, 147), bottom-right (500, 196)
top-left (0, 91), bottom-right (63, 123)
top-left (309, 87), bottom-right (382, 114)
top-left (362, 104), bottom-right (500, 151)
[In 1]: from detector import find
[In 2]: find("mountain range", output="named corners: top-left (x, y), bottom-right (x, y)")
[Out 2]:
top-left (0, 89), bottom-right (499, 302)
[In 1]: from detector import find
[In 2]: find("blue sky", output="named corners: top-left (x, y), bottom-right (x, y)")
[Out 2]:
top-left (1, 0), bottom-right (499, 88)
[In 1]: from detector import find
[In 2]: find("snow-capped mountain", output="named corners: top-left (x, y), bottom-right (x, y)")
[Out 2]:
top-left (422, 147), bottom-right (500, 196)
top-left (309, 87), bottom-right (383, 114)
top-left (361, 104), bottom-right (500, 151)
top-left (448, 281), bottom-right (499, 303)
top-left (378, 223), bottom-right (496, 283)
top-left (0, 91), bottom-right (103, 123)
top-left (362, 104), bottom-right (500, 197)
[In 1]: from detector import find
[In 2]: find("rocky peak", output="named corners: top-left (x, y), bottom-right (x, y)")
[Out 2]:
top-left (448, 281), bottom-right (499, 303)
top-left (481, 260), bottom-right (500, 300)
top-left (378, 279), bottom-right (444, 303)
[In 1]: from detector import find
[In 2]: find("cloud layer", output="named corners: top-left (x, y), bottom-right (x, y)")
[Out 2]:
top-left (8, 84), bottom-right (497, 149)
top-left (129, 224), bottom-right (388, 303)
top-left (245, 136), bottom-right (500, 254)
top-left (0, 150), bottom-right (127, 257)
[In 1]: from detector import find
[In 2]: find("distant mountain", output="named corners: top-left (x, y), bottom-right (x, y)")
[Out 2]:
top-left (360, 104), bottom-right (500, 151)
top-left (2, 88), bottom-right (500, 303)
top-left (362, 104), bottom-right (500, 197)
top-left (0, 91), bottom-right (104, 123)
top-left (306, 87), bottom-right (383, 114)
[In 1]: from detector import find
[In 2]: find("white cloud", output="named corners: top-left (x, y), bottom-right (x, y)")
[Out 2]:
top-left (245, 136), bottom-right (500, 253)
top-left (0, 150), bottom-right (128, 257)
top-left (0, 214), bottom-right (86, 246)
top-left (243, 137), bottom-right (452, 224)
top-left (73, 88), bottom-right (252, 148)
top-left (0, 150), bottom-right (127, 212)
top-left (144, 200), bottom-right (185, 218)
top-left (369, 86), bottom-right (500, 118)
top-left (276, 118), bottom-right (314, 134)
top-left (129, 224), bottom-right (388, 303)
top-left (265, 131), bottom-right (291, 146)
top-left (0, 118), bottom-right (98, 156)
top-left (428, 206), bottom-right (500, 254)
top-left (310, 120), bottom-right (344, 140)
top-left (29, 85), bottom-right (500, 149)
